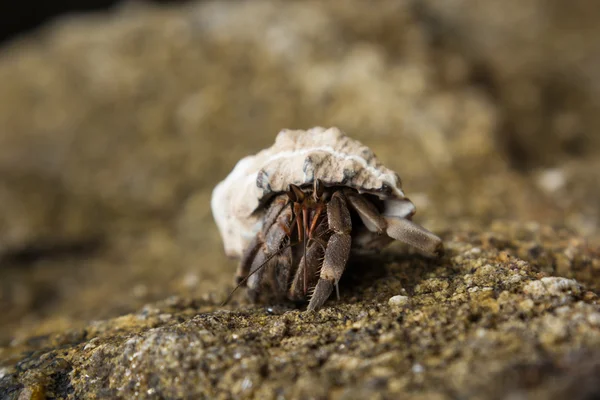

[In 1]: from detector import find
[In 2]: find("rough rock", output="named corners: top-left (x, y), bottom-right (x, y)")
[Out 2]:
top-left (0, 1), bottom-right (599, 399)
top-left (1, 224), bottom-right (599, 399)
top-left (424, 0), bottom-right (600, 168)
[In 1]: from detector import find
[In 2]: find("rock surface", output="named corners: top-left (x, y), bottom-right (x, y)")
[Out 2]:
top-left (1, 223), bottom-right (599, 399)
top-left (0, 1), bottom-right (599, 399)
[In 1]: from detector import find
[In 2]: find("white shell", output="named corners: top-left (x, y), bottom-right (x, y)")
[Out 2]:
top-left (211, 127), bottom-right (416, 258)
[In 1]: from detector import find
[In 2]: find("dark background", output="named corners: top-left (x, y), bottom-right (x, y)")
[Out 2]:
top-left (0, 0), bottom-right (187, 45)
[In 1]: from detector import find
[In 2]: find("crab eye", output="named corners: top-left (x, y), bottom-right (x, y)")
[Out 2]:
top-left (313, 179), bottom-right (324, 200)
top-left (286, 184), bottom-right (304, 203)
top-left (286, 187), bottom-right (296, 202)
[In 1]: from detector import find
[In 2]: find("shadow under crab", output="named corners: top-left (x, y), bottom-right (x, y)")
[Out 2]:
top-left (237, 179), bottom-right (444, 310)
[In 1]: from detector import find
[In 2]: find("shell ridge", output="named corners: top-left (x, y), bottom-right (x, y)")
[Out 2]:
top-left (245, 145), bottom-right (402, 191)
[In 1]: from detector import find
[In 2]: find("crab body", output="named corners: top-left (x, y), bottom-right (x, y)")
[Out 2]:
top-left (211, 127), bottom-right (443, 310)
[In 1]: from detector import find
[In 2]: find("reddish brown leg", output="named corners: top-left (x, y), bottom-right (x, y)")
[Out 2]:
top-left (294, 203), bottom-right (304, 242)
top-left (279, 214), bottom-right (295, 237)
top-left (308, 204), bottom-right (325, 237)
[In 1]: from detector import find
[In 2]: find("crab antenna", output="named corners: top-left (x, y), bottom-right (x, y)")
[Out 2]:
top-left (221, 238), bottom-right (296, 307)
top-left (221, 224), bottom-right (332, 307)
top-left (303, 207), bottom-right (310, 295)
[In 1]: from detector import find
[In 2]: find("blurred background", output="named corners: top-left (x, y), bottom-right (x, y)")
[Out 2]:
top-left (0, 0), bottom-right (599, 345)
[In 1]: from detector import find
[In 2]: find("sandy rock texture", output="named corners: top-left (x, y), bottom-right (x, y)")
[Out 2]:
top-left (0, 1), bottom-right (599, 399)
top-left (1, 224), bottom-right (599, 399)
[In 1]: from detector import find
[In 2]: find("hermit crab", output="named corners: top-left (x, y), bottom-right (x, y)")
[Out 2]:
top-left (212, 127), bottom-right (443, 310)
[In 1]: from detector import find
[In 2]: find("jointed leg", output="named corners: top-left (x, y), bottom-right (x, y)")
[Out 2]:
top-left (237, 196), bottom-right (289, 284)
top-left (246, 249), bottom-right (278, 302)
top-left (344, 190), bottom-right (443, 258)
top-left (343, 190), bottom-right (386, 233)
top-left (288, 240), bottom-right (323, 301)
top-left (236, 234), bottom-right (261, 286)
top-left (273, 246), bottom-right (293, 300)
top-left (384, 217), bottom-right (444, 257)
top-left (244, 197), bottom-right (294, 301)
top-left (307, 191), bottom-right (352, 311)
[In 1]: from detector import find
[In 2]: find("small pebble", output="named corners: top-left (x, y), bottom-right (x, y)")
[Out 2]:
top-left (412, 363), bottom-right (424, 374)
top-left (388, 295), bottom-right (411, 307)
top-left (587, 313), bottom-right (600, 327)
top-left (537, 168), bottom-right (566, 193)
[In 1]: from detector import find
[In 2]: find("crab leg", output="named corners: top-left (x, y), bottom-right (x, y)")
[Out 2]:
top-left (307, 191), bottom-right (352, 311)
top-left (288, 240), bottom-right (323, 301)
top-left (344, 189), bottom-right (443, 258)
top-left (236, 196), bottom-right (288, 285)
top-left (236, 234), bottom-right (262, 286)
top-left (246, 249), bottom-right (277, 302)
top-left (384, 217), bottom-right (444, 257)
top-left (273, 246), bottom-right (293, 300)
top-left (294, 203), bottom-right (304, 241)
top-left (301, 203), bottom-right (326, 295)
top-left (244, 198), bottom-right (294, 301)
top-left (302, 207), bottom-right (309, 294)
top-left (308, 204), bottom-right (326, 235)
top-left (343, 190), bottom-right (386, 233)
